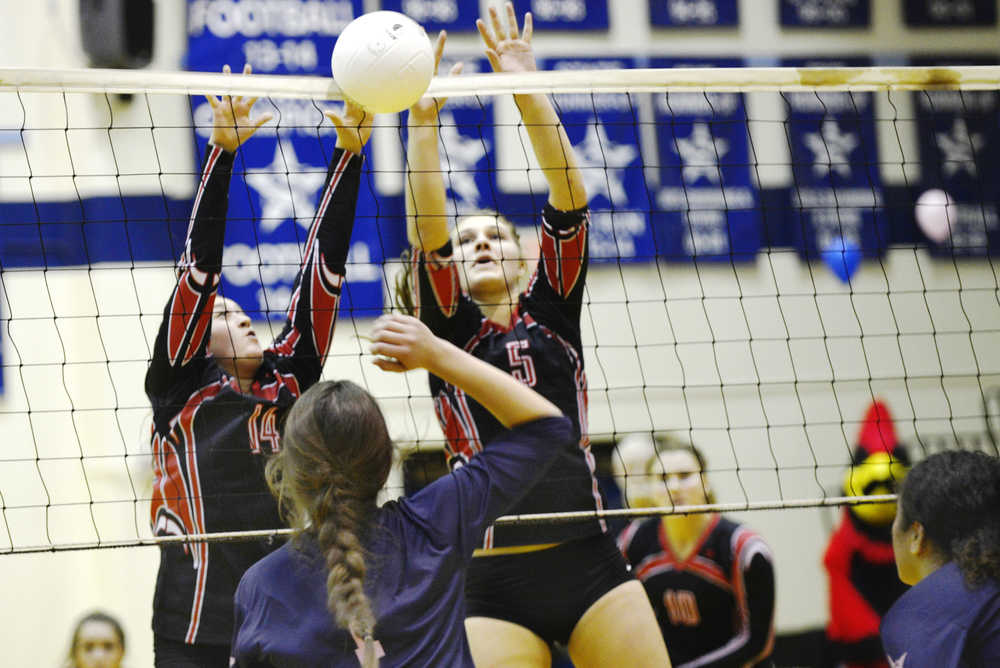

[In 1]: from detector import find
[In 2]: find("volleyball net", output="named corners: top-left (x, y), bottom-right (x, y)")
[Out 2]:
top-left (1, 65), bottom-right (999, 553)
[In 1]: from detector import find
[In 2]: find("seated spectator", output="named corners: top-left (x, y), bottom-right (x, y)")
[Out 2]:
top-left (66, 611), bottom-right (125, 668)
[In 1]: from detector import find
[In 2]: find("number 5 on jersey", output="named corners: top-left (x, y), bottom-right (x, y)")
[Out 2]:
top-left (506, 340), bottom-right (537, 387)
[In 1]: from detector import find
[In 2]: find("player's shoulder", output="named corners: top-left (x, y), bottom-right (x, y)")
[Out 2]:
top-left (618, 516), bottom-right (661, 553)
top-left (716, 516), bottom-right (772, 564)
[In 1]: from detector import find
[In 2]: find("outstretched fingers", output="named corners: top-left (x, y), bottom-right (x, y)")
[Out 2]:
top-left (505, 2), bottom-right (520, 39)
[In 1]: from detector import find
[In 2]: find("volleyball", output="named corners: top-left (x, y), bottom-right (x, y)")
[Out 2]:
top-left (331, 11), bottom-right (435, 114)
top-left (914, 188), bottom-right (956, 243)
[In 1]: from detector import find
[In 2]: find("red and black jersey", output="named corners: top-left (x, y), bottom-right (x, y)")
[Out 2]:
top-left (618, 515), bottom-right (776, 668)
top-left (146, 144), bottom-right (362, 646)
top-left (411, 205), bottom-right (603, 548)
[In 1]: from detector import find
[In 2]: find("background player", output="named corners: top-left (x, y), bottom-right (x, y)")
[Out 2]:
top-left (145, 64), bottom-right (372, 666)
top-left (618, 437), bottom-right (776, 667)
top-left (65, 611), bottom-right (126, 668)
top-left (399, 5), bottom-right (667, 666)
top-left (231, 313), bottom-right (573, 667)
top-left (881, 449), bottom-right (1000, 667)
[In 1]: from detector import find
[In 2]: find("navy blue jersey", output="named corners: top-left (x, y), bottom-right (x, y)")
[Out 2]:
top-left (412, 205), bottom-right (603, 548)
top-left (618, 515), bottom-right (776, 667)
top-left (881, 561), bottom-right (1000, 668)
top-left (230, 416), bottom-right (572, 667)
top-left (146, 144), bottom-right (362, 645)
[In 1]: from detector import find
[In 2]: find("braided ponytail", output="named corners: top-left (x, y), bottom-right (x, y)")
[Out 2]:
top-left (267, 380), bottom-right (393, 667)
top-left (314, 486), bottom-right (379, 667)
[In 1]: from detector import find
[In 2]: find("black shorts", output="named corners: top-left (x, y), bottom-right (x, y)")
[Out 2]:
top-left (465, 531), bottom-right (633, 645)
top-left (154, 634), bottom-right (230, 668)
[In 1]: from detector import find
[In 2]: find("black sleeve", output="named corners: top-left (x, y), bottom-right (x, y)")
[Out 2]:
top-left (410, 239), bottom-right (484, 345)
top-left (711, 550), bottom-right (776, 667)
top-left (267, 148), bottom-right (363, 390)
top-left (521, 204), bottom-right (589, 341)
top-left (145, 144), bottom-right (233, 403)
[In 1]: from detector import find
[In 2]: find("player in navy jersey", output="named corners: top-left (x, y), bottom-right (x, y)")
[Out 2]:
top-left (396, 6), bottom-right (667, 666)
top-left (230, 313), bottom-right (574, 667)
top-left (145, 64), bottom-right (373, 667)
top-left (618, 437), bottom-right (776, 667)
top-left (881, 450), bottom-right (1000, 667)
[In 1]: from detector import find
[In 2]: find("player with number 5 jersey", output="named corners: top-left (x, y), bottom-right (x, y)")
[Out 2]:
top-left (145, 64), bottom-right (373, 667)
top-left (397, 7), bottom-right (668, 667)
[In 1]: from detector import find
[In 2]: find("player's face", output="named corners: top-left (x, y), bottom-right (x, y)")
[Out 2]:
top-left (209, 297), bottom-right (263, 369)
top-left (72, 620), bottom-right (124, 668)
top-left (655, 450), bottom-right (710, 507)
top-left (453, 215), bottom-right (525, 301)
top-left (891, 501), bottom-right (921, 585)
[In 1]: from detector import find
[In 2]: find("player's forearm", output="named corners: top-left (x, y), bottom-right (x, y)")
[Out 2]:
top-left (425, 338), bottom-right (560, 428)
top-left (513, 93), bottom-right (587, 211)
top-left (405, 121), bottom-right (451, 252)
top-left (183, 144), bottom-right (235, 273)
top-left (314, 148), bottom-right (363, 274)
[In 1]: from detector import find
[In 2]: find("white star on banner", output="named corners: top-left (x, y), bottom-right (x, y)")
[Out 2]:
top-left (804, 119), bottom-right (858, 178)
top-left (936, 118), bottom-right (985, 178)
top-left (574, 121), bottom-right (639, 205)
top-left (888, 652), bottom-right (907, 668)
top-left (246, 140), bottom-right (328, 233)
top-left (674, 121), bottom-right (729, 184)
top-left (438, 110), bottom-right (490, 213)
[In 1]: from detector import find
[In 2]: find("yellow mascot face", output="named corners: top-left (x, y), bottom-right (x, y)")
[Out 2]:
top-left (844, 451), bottom-right (909, 526)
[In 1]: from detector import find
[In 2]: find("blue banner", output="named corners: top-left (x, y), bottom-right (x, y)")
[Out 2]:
top-left (649, 0), bottom-right (739, 27)
top-left (780, 0), bottom-right (870, 27)
top-left (912, 56), bottom-right (1000, 255)
top-left (783, 58), bottom-right (887, 262)
top-left (537, 57), bottom-right (651, 260)
top-left (379, 0), bottom-right (480, 33)
top-left (903, 0), bottom-right (996, 26)
top-left (187, 0), bottom-right (385, 320)
top-left (650, 58), bottom-right (760, 262)
top-left (520, 0), bottom-right (610, 30)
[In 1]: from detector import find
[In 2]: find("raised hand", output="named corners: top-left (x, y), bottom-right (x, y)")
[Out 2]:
top-left (369, 314), bottom-right (444, 373)
top-left (205, 64), bottom-right (273, 153)
top-left (326, 99), bottom-right (373, 155)
top-left (476, 2), bottom-right (536, 74)
top-left (409, 30), bottom-right (464, 126)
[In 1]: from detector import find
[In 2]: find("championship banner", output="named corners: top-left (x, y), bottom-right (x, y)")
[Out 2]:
top-left (650, 58), bottom-right (760, 262)
top-left (379, 0), bottom-right (479, 32)
top-left (533, 57), bottom-right (650, 261)
top-left (521, 0), bottom-right (610, 31)
top-left (780, 0), bottom-right (870, 27)
top-left (912, 56), bottom-right (1000, 256)
top-left (187, 0), bottom-right (386, 320)
top-left (783, 57), bottom-right (887, 268)
top-left (649, 0), bottom-right (739, 27)
top-left (903, 0), bottom-right (997, 26)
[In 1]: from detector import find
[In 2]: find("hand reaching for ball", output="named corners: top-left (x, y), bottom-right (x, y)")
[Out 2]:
top-left (327, 100), bottom-right (373, 155)
top-left (477, 2), bottom-right (537, 75)
top-left (205, 64), bottom-right (274, 153)
top-left (409, 30), bottom-right (464, 126)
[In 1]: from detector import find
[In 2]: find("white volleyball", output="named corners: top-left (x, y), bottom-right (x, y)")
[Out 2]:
top-left (331, 11), bottom-right (434, 114)
top-left (915, 188), bottom-right (956, 244)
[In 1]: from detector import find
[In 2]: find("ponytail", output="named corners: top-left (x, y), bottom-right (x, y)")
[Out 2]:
top-left (267, 380), bottom-right (393, 666)
top-left (313, 486), bottom-right (379, 668)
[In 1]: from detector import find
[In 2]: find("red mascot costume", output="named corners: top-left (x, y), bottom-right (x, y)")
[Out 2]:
top-left (824, 399), bottom-right (910, 668)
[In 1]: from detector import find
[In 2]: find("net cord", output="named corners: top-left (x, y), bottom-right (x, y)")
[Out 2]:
top-left (1, 494), bottom-right (897, 555)
top-left (1, 66), bottom-right (1000, 99)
